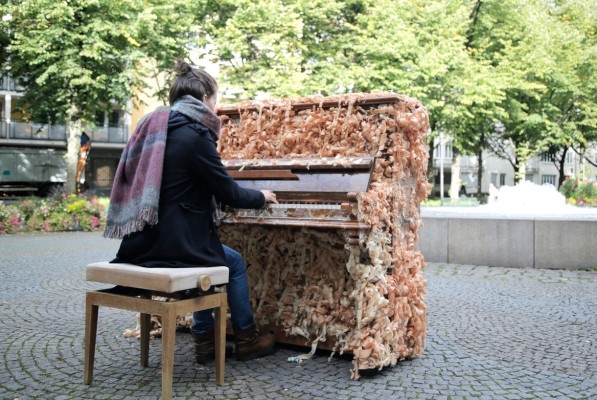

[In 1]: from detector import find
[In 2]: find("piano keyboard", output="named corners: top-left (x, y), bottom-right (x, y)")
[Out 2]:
top-left (219, 156), bottom-right (373, 230)
top-left (267, 202), bottom-right (342, 210)
top-left (221, 201), bottom-right (368, 230)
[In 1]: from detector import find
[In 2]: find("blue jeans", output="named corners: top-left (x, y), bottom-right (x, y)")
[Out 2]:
top-left (191, 245), bottom-right (256, 335)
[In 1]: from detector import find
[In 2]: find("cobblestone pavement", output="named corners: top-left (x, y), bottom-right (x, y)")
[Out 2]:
top-left (1, 232), bottom-right (596, 400)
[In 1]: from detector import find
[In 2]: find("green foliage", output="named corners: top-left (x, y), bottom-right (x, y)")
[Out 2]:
top-left (3, 0), bottom-right (194, 124)
top-left (65, 199), bottom-right (88, 214)
top-left (560, 178), bottom-right (597, 206)
top-left (1, 0), bottom-right (594, 189)
top-left (472, 0), bottom-right (597, 179)
top-left (1, 0), bottom-right (196, 193)
top-left (192, 0), bottom-right (309, 99)
top-left (192, 0), bottom-right (595, 186)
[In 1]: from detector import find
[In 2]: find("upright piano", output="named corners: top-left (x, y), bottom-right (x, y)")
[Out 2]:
top-left (216, 93), bottom-right (429, 379)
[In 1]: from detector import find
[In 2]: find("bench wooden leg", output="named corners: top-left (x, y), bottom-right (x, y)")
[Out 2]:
top-left (82, 289), bottom-right (227, 397)
top-left (84, 294), bottom-right (98, 385)
top-left (214, 294), bottom-right (227, 385)
top-left (161, 307), bottom-right (177, 400)
top-left (140, 313), bottom-right (151, 367)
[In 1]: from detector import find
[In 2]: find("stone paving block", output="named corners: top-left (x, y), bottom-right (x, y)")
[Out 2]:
top-left (1, 235), bottom-right (597, 399)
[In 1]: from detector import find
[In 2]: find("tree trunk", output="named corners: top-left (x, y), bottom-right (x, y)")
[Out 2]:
top-left (427, 136), bottom-right (436, 182)
top-left (476, 146), bottom-right (483, 195)
top-left (557, 148), bottom-right (568, 188)
top-left (426, 123), bottom-right (436, 183)
top-left (65, 117), bottom-right (82, 195)
top-left (449, 147), bottom-right (461, 200)
top-left (514, 156), bottom-right (526, 184)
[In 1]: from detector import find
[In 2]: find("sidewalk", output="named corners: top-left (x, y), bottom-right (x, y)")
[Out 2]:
top-left (1, 232), bottom-right (595, 399)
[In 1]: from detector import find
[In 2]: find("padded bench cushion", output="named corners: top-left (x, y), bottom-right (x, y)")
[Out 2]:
top-left (86, 262), bottom-right (229, 293)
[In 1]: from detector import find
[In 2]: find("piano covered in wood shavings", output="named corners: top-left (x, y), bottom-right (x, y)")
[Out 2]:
top-left (216, 93), bottom-right (429, 379)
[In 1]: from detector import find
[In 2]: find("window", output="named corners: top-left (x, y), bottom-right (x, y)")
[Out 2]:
top-left (95, 110), bottom-right (106, 127)
top-left (433, 142), bottom-right (453, 159)
top-left (540, 152), bottom-right (555, 162)
top-left (108, 109), bottom-right (121, 127)
top-left (542, 175), bottom-right (556, 186)
top-left (565, 151), bottom-right (574, 164)
top-left (490, 173), bottom-right (498, 186)
top-left (94, 108), bottom-right (123, 128)
top-left (460, 172), bottom-right (477, 188)
top-left (499, 173), bottom-right (506, 186)
top-left (525, 174), bottom-right (534, 182)
top-left (444, 144), bottom-right (453, 159)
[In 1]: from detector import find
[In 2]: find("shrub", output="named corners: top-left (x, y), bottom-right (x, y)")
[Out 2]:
top-left (0, 202), bottom-right (22, 234)
top-left (560, 178), bottom-right (596, 207)
top-left (1, 194), bottom-right (108, 234)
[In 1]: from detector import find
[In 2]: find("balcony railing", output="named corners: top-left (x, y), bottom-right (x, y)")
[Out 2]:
top-left (0, 75), bottom-right (25, 92)
top-left (525, 159), bottom-right (539, 172)
top-left (0, 121), bottom-right (129, 144)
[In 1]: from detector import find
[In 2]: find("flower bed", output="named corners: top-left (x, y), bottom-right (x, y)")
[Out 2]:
top-left (560, 178), bottom-right (596, 207)
top-left (0, 194), bottom-right (106, 234)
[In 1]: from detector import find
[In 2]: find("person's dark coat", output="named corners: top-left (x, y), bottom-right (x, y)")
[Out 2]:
top-left (112, 111), bottom-right (264, 268)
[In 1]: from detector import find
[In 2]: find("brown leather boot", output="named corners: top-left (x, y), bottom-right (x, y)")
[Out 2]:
top-left (193, 327), bottom-right (233, 364)
top-left (234, 325), bottom-right (275, 361)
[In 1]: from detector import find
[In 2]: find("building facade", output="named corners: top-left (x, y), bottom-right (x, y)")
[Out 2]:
top-left (0, 73), bottom-right (156, 195)
top-left (431, 137), bottom-right (597, 196)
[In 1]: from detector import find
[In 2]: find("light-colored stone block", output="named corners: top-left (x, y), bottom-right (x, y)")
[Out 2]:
top-left (419, 217), bottom-right (448, 263)
top-left (448, 218), bottom-right (535, 268)
top-left (534, 220), bottom-right (597, 269)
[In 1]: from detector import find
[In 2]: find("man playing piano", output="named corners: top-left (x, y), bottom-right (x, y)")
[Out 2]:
top-left (104, 59), bottom-right (277, 363)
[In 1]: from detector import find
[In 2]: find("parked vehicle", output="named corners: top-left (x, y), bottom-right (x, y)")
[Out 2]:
top-left (0, 138), bottom-right (90, 196)
top-left (0, 147), bottom-right (66, 196)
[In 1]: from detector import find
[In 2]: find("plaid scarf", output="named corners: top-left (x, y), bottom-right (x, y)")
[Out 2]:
top-left (103, 95), bottom-right (221, 239)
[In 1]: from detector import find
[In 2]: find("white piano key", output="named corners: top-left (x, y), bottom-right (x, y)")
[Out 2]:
top-left (268, 203), bottom-right (342, 210)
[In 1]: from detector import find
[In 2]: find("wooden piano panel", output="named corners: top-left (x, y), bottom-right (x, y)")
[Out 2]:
top-left (233, 171), bottom-right (371, 194)
top-left (225, 156), bottom-right (375, 196)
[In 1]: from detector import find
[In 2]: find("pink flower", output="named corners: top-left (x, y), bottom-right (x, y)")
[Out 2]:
top-left (9, 215), bottom-right (20, 232)
top-left (92, 216), bottom-right (100, 229)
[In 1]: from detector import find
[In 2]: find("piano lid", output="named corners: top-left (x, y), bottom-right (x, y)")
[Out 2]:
top-left (217, 93), bottom-right (403, 117)
top-left (224, 156), bottom-right (375, 200)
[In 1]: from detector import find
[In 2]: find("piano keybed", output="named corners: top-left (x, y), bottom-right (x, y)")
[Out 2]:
top-left (222, 200), bottom-right (368, 230)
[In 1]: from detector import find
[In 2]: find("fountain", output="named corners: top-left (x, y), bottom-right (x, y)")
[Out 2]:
top-left (427, 181), bottom-right (596, 218)
top-left (419, 182), bottom-right (596, 269)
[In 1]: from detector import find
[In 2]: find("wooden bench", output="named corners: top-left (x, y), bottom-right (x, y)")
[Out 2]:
top-left (83, 262), bottom-right (229, 400)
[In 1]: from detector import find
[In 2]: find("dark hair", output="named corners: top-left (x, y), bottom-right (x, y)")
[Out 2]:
top-left (169, 59), bottom-right (218, 105)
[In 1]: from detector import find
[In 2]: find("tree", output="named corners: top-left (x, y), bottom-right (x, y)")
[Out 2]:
top-left (191, 0), bottom-right (377, 100)
top-left (344, 0), bottom-right (517, 199)
top-left (192, 0), bottom-right (516, 197)
top-left (2, 0), bottom-right (195, 194)
top-left (542, 0), bottom-right (597, 185)
top-left (192, 0), bottom-right (595, 192)
top-left (191, 0), bottom-right (309, 100)
top-left (467, 0), bottom-right (596, 184)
